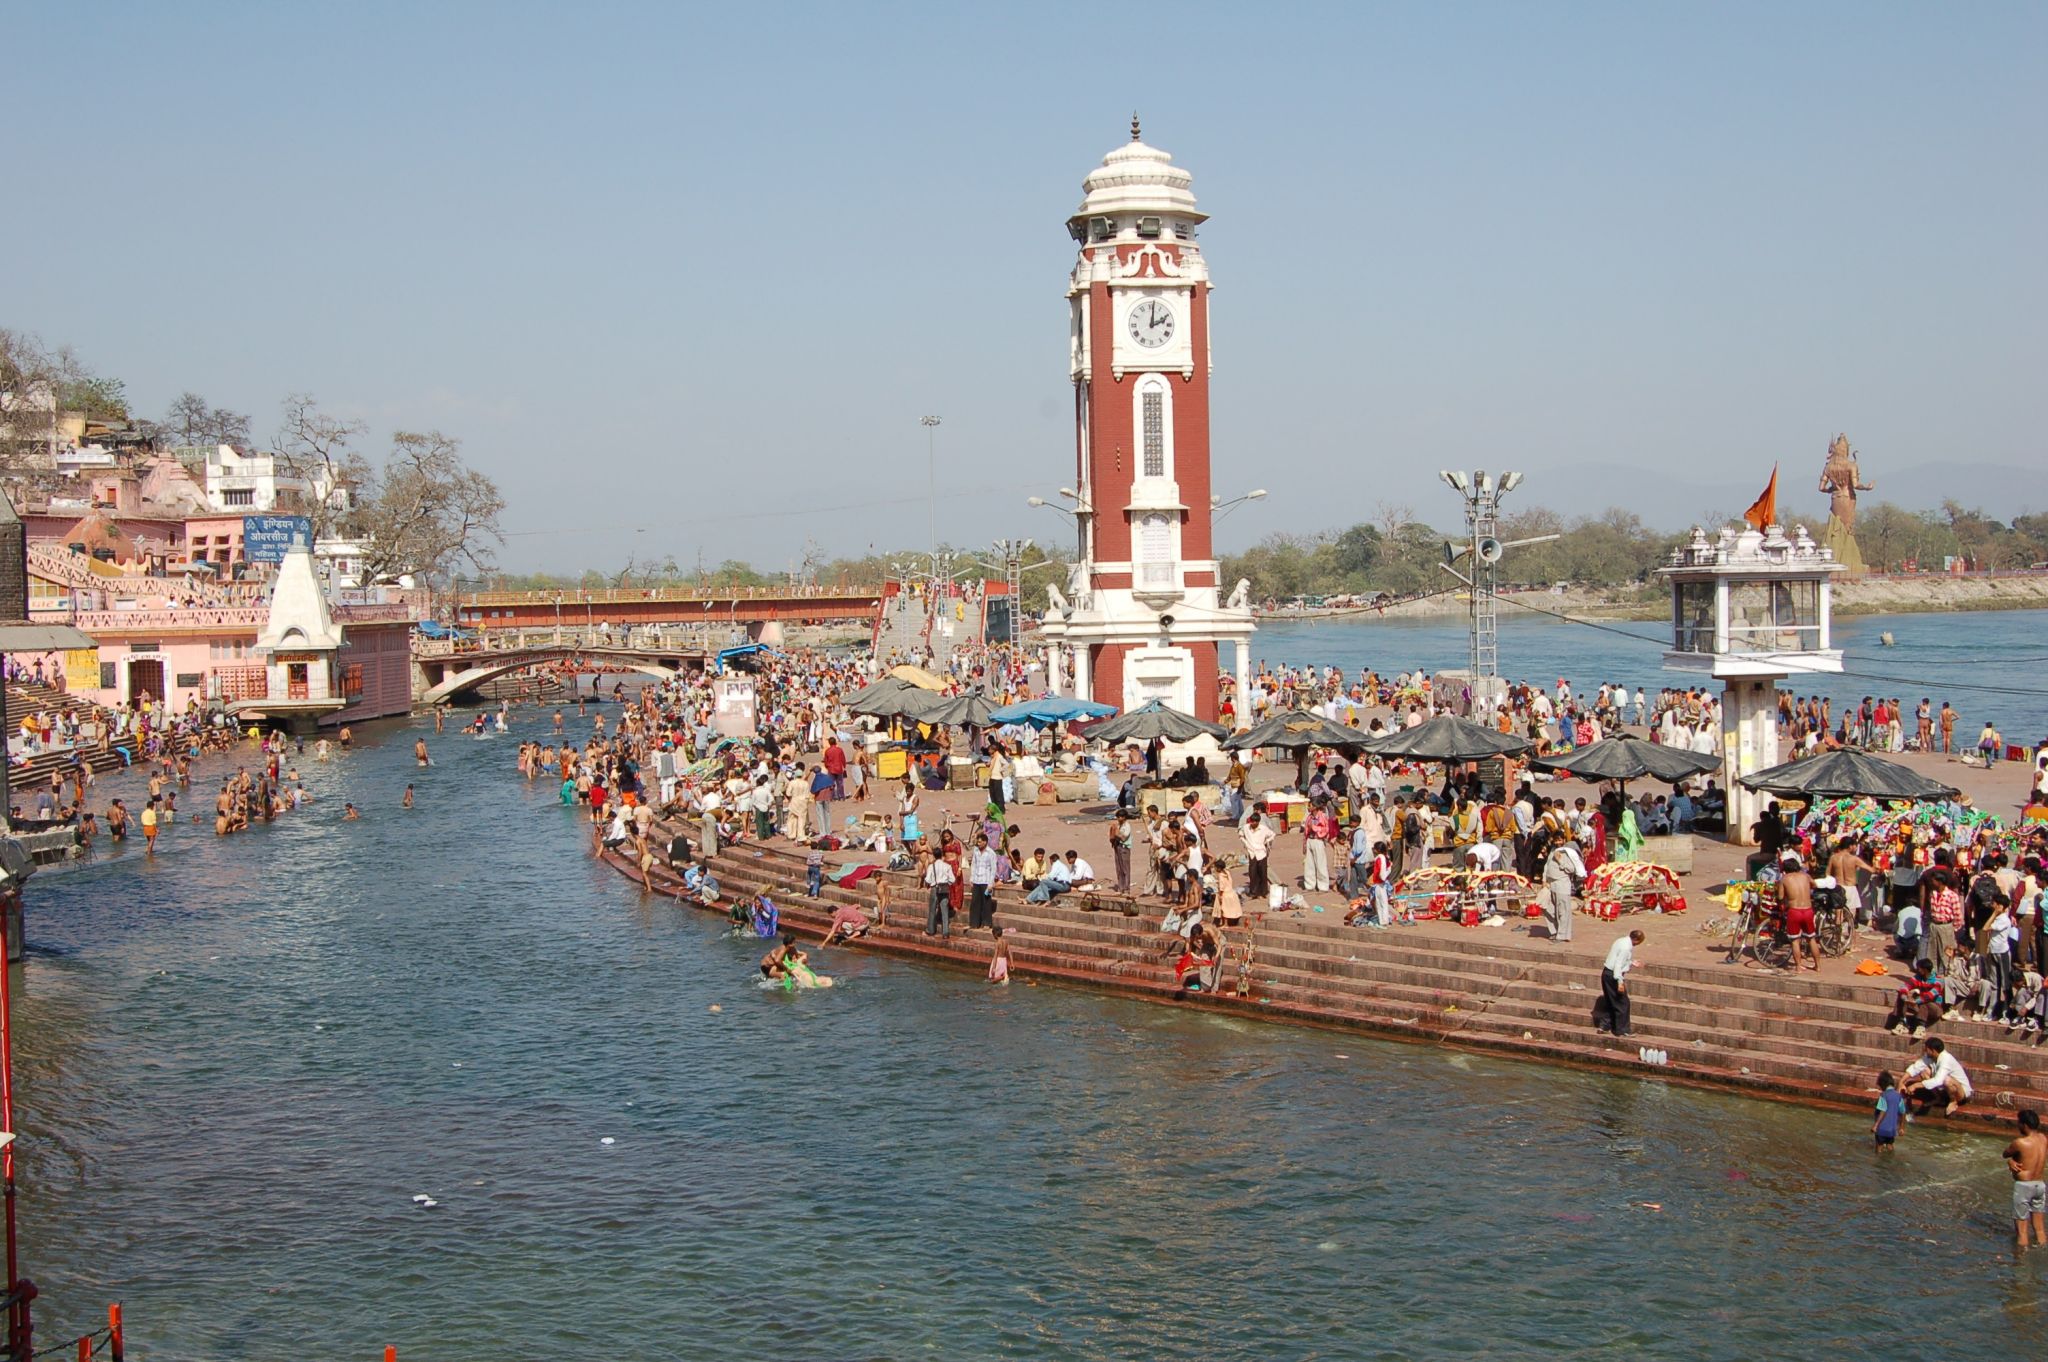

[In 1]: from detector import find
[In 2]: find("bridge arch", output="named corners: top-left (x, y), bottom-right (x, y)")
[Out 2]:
top-left (421, 656), bottom-right (681, 706)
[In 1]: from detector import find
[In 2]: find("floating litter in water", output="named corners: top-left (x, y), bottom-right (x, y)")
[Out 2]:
top-left (452, 1062), bottom-right (462, 1068)
top-left (600, 1137), bottom-right (615, 1146)
top-left (708, 1004), bottom-right (722, 1013)
top-left (1334, 1054), bottom-right (1350, 1060)
top-left (1316, 1240), bottom-right (1341, 1252)
top-left (1635, 1202), bottom-right (1662, 1212)
top-left (412, 1194), bottom-right (439, 1208)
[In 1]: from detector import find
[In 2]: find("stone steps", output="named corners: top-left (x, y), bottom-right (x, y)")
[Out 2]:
top-left (612, 824), bottom-right (2044, 1128)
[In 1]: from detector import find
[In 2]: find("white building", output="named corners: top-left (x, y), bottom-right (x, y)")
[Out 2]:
top-left (171, 444), bottom-right (350, 518)
top-left (1660, 522), bottom-right (1845, 843)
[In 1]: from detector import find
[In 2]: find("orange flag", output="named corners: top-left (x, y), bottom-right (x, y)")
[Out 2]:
top-left (1742, 465), bottom-right (1778, 531)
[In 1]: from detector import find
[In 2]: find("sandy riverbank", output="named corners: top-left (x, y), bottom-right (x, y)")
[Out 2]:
top-left (1255, 572), bottom-right (2048, 624)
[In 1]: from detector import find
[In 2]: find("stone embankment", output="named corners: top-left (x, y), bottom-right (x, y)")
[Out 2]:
top-left (602, 819), bottom-right (2046, 1131)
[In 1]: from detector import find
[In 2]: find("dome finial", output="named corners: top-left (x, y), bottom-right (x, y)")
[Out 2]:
top-left (1131, 112), bottom-right (1141, 142)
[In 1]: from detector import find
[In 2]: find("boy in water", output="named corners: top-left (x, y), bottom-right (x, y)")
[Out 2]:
top-left (1872, 1072), bottom-right (1905, 1152)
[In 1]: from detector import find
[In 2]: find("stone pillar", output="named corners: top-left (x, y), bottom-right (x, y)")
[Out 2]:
top-left (1072, 642), bottom-right (1093, 706)
top-left (1233, 641), bottom-right (1252, 728)
top-left (1045, 639), bottom-right (1065, 696)
top-left (1721, 675), bottom-right (1781, 845)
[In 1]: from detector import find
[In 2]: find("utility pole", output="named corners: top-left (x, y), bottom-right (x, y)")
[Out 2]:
top-left (986, 539), bottom-right (1033, 647)
top-left (1437, 469), bottom-right (1553, 707)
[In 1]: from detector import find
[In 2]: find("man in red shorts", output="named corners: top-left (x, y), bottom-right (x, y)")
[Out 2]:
top-left (1777, 851), bottom-right (1819, 972)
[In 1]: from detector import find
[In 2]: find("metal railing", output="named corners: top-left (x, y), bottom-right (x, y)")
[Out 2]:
top-left (411, 624), bottom-right (737, 658)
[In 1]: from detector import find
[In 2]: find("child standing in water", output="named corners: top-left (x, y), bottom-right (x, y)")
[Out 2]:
top-left (1873, 1071), bottom-right (1906, 1152)
top-left (987, 925), bottom-right (1011, 984)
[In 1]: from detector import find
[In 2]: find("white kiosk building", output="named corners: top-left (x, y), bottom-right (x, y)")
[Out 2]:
top-left (238, 544), bottom-right (349, 729)
top-left (1660, 522), bottom-right (1844, 843)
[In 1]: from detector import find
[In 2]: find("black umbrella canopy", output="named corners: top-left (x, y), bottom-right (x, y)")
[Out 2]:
top-left (1532, 735), bottom-right (1720, 785)
top-left (1738, 750), bottom-right (1961, 802)
top-left (923, 691), bottom-right (996, 728)
top-left (1089, 699), bottom-right (1228, 746)
top-left (845, 676), bottom-right (943, 720)
top-left (1360, 714), bottom-right (1533, 761)
top-left (1224, 707), bottom-right (1374, 751)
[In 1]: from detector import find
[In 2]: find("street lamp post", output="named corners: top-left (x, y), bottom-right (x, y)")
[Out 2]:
top-left (919, 415), bottom-right (942, 574)
top-left (1211, 487), bottom-right (1268, 524)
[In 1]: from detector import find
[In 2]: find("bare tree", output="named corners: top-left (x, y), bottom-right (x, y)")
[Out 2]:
top-left (354, 429), bottom-right (505, 586)
top-left (164, 392), bottom-right (252, 448)
top-left (2, 328), bottom-right (127, 479)
top-left (0, 329), bottom-right (60, 473)
top-left (275, 393), bottom-right (371, 540)
top-left (1372, 500), bottom-right (1416, 539)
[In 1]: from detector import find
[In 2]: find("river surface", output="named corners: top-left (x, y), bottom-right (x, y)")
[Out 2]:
top-left (12, 716), bottom-right (2046, 1359)
top-left (1252, 607), bottom-right (2048, 741)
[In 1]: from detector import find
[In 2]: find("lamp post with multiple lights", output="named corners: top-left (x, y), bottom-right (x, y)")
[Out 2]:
top-left (1436, 468), bottom-right (1552, 704)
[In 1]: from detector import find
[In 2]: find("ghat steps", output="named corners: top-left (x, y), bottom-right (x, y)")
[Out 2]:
top-left (599, 818), bottom-right (2046, 1130)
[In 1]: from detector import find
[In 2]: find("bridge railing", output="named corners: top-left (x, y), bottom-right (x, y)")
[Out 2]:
top-left (412, 624), bottom-right (744, 657)
top-left (455, 584), bottom-right (884, 608)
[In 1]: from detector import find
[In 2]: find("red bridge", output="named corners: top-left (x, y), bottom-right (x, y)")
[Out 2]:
top-left (455, 586), bottom-right (885, 636)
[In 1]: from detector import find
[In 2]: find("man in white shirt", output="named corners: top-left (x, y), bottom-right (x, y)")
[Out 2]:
top-left (1240, 812), bottom-right (1276, 900)
top-left (1465, 842), bottom-right (1502, 873)
top-left (1903, 1037), bottom-right (1973, 1117)
top-left (923, 850), bottom-right (957, 936)
top-left (1596, 929), bottom-right (1645, 1037)
top-left (1026, 854), bottom-right (1076, 902)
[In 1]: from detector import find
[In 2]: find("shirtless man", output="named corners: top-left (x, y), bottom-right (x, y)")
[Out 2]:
top-left (1777, 852), bottom-right (1819, 972)
top-left (414, 738), bottom-right (431, 767)
top-left (760, 934), bottom-right (801, 981)
top-left (2003, 1109), bottom-right (2047, 1256)
top-left (1826, 840), bottom-right (1876, 927)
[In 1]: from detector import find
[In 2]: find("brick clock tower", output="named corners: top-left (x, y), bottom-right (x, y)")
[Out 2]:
top-left (1041, 120), bottom-right (1254, 724)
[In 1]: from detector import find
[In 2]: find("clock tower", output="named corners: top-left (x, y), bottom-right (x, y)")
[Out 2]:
top-left (1043, 120), bottom-right (1254, 723)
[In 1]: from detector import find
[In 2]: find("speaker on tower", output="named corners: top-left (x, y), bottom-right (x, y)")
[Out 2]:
top-left (1476, 537), bottom-right (1504, 564)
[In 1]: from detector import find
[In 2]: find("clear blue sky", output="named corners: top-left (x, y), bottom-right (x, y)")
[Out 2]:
top-left (8, 2), bottom-right (2043, 573)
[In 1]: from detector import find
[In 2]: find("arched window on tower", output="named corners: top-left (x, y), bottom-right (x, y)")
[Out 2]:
top-left (1141, 389), bottom-right (1165, 478)
top-left (1139, 512), bottom-right (1175, 588)
top-left (1133, 376), bottom-right (1172, 484)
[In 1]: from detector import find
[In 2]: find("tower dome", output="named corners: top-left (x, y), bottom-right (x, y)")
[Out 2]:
top-left (1068, 118), bottom-right (1206, 237)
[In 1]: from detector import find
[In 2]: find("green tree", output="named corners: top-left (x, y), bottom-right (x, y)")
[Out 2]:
top-left (1331, 523), bottom-right (1382, 579)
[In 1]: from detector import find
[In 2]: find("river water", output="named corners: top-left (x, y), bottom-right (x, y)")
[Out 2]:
top-left (12, 715), bottom-right (2046, 1359)
top-left (1253, 607), bottom-right (2048, 742)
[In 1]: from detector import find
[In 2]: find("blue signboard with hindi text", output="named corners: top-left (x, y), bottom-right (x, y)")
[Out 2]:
top-left (242, 515), bottom-right (312, 563)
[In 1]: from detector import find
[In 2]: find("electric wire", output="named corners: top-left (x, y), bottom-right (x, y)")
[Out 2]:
top-left (1491, 592), bottom-right (2047, 700)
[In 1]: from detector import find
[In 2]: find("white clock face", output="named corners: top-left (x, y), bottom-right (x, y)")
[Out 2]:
top-left (1127, 298), bottom-right (1175, 348)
